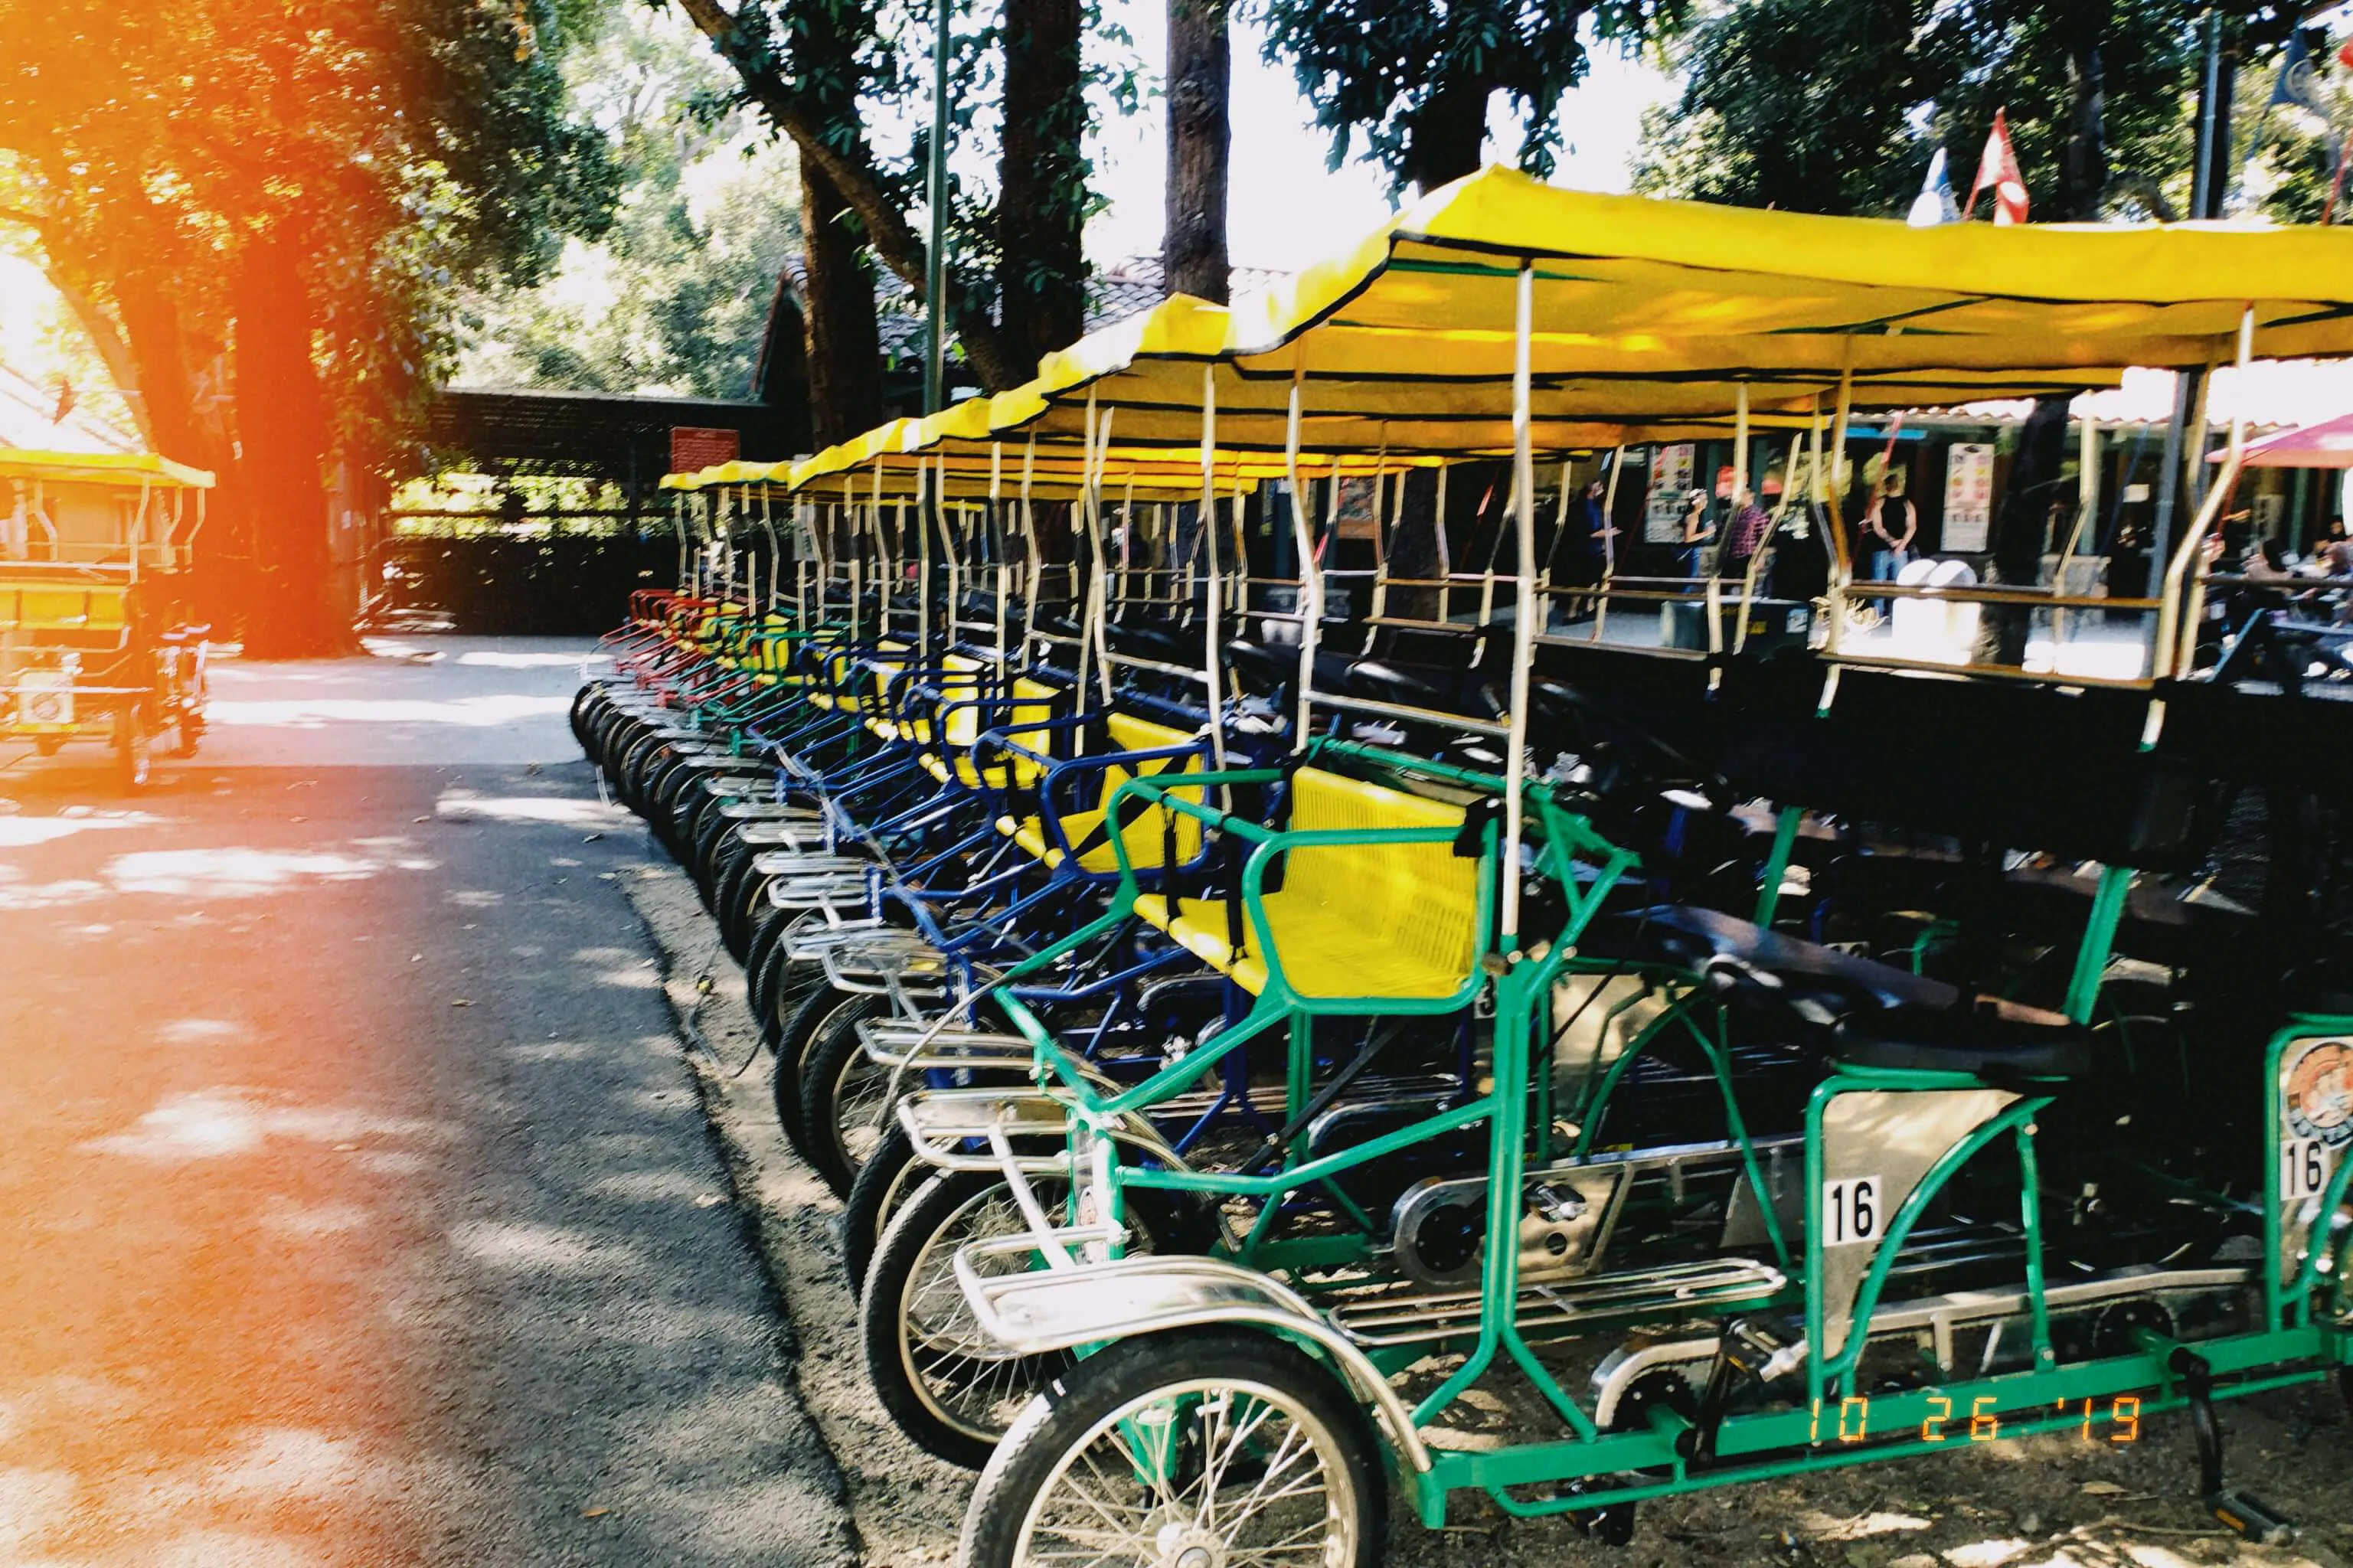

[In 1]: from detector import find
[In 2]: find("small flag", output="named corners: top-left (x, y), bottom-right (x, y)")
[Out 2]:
top-left (1907, 148), bottom-right (1960, 227)
top-left (50, 378), bottom-right (75, 424)
top-left (1966, 109), bottom-right (2029, 226)
top-left (2270, 30), bottom-right (2325, 116)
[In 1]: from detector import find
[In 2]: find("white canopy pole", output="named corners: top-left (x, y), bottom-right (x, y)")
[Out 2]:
top-left (1284, 357), bottom-right (1320, 741)
top-left (1502, 260), bottom-right (1538, 946)
top-left (991, 443), bottom-right (1008, 666)
top-left (1020, 436), bottom-right (1040, 655)
top-left (1201, 363), bottom-right (1231, 773)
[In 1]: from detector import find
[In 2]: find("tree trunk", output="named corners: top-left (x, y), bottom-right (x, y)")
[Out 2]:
top-left (669, 0), bottom-right (1021, 390)
top-left (1163, 0), bottom-right (1230, 303)
top-left (999, 0), bottom-right (1088, 377)
top-left (800, 154), bottom-right (885, 447)
top-left (1401, 76), bottom-right (1489, 196)
top-left (231, 229), bottom-right (348, 657)
top-left (112, 276), bottom-right (207, 463)
top-left (2057, 44), bottom-right (2107, 224)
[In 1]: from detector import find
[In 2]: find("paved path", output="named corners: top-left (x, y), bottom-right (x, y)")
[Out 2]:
top-left (0, 639), bottom-right (853, 1567)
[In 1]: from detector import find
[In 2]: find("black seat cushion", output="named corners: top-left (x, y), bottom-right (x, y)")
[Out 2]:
top-left (1582, 906), bottom-right (1957, 1012)
top-left (1834, 1000), bottom-right (2091, 1078)
top-left (1108, 622), bottom-right (1194, 665)
top-left (1343, 658), bottom-right (1500, 717)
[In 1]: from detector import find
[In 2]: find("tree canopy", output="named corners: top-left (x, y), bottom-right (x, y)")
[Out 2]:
top-left (1632, 1), bottom-right (2309, 224)
top-left (460, 9), bottom-right (804, 401)
top-left (1253, 0), bottom-right (1685, 194)
top-left (0, 0), bottom-right (619, 649)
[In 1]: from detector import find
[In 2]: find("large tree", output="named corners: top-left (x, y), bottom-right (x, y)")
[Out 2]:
top-left (674, 0), bottom-right (1059, 393)
top-left (0, 0), bottom-right (616, 653)
top-left (1164, 0), bottom-right (1230, 302)
top-left (1253, 0), bottom-right (1688, 195)
top-left (1632, 1), bottom-right (2306, 222)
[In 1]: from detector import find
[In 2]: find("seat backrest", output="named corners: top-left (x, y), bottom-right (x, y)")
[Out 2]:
top-left (1722, 670), bottom-right (2201, 871)
top-left (1082, 712), bottom-right (1207, 866)
top-left (0, 580), bottom-right (127, 632)
top-left (1283, 768), bottom-right (1479, 982)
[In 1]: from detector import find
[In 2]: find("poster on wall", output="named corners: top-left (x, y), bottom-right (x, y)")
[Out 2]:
top-left (1943, 443), bottom-right (1995, 552)
top-left (1644, 443), bottom-right (1696, 543)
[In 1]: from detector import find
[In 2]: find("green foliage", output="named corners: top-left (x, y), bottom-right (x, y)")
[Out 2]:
top-left (0, 0), bottom-right (619, 469)
top-left (1252, 0), bottom-right (1686, 191)
top-left (459, 7), bottom-right (803, 399)
top-left (1632, 1), bottom-right (2313, 224)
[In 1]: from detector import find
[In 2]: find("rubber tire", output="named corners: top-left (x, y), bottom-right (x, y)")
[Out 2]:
top-left (959, 1328), bottom-right (1387, 1568)
top-left (861, 1171), bottom-right (1076, 1466)
top-left (116, 705), bottom-right (152, 790)
top-left (716, 851), bottom-right (768, 961)
top-left (770, 985), bottom-right (868, 1160)
top-left (860, 1169), bottom-right (1214, 1465)
top-left (840, 1122), bottom-right (920, 1299)
top-left (744, 905), bottom-right (799, 1027)
top-left (569, 682), bottom-right (604, 754)
top-left (796, 992), bottom-right (891, 1197)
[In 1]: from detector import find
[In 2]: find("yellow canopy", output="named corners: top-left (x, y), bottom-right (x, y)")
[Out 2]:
top-left (991, 167), bottom-right (2353, 453)
top-left (0, 448), bottom-right (215, 488)
top-left (667, 166), bottom-right (2353, 483)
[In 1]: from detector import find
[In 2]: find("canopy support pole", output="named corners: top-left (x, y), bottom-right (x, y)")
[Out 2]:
top-left (1080, 391), bottom-right (1116, 706)
top-left (991, 444), bottom-right (1008, 667)
top-left (1822, 374), bottom-right (1854, 654)
top-left (1021, 436), bottom-right (1040, 656)
top-left (1284, 357), bottom-right (1319, 742)
top-left (2157, 307), bottom-right (2255, 688)
top-left (1201, 364), bottom-right (1231, 773)
top-left (1502, 259), bottom-right (1537, 946)
top-left (1593, 445), bottom-right (1624, 644)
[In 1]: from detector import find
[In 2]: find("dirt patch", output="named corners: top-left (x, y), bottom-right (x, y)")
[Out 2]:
top-left (622, 858), bottom-right (2353, 1568)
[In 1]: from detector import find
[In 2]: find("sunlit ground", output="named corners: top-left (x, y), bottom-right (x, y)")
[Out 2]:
top-left (0, 636), bottom-right (850, 1564)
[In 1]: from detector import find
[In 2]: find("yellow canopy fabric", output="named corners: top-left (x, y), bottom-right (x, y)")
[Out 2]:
top-left (998, 167), bottom-right (2353, 453)
top-left (0, 448), bottom-right (215, 488)
top-left (665, 166), bottom-right (2353, 485)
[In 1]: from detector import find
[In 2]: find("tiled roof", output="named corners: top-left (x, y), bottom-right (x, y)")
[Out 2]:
top-left (0, 362), bottom-right (142, 454)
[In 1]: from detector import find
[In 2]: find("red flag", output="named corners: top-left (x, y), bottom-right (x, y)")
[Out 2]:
top-left (1965, 109), bottom-right (2029, 225)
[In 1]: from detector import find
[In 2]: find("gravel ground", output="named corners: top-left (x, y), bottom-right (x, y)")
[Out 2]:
top-left (617, 798), bottom-right (2353, 1568)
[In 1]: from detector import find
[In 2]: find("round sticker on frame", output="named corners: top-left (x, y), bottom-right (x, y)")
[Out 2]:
top-left (2285, 1038), bottom-right (2353, 1148)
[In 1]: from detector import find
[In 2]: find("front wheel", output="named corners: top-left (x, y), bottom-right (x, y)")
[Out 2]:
top-left (960, 1328), bottom-right (1388, 1568)
top-left (115, 705), bottom-right (152, 789)
top-left (793, 992), bottom-right (889, 1194)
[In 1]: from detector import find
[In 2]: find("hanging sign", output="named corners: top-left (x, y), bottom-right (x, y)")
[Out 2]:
top-left (1644, 443), bottom-right (1696, 544)
top-left (1943, 443), bottom-right (1995, 552)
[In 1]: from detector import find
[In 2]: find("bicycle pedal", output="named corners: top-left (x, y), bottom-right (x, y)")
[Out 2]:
top-left (2207, 1491), bottom-right (2293, 1545)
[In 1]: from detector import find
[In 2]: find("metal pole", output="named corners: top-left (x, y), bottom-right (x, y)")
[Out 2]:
top-left (1502, 260), bottom-right (1536, 945)
top-left (2191, 9), bottom-right (2222, 221)
top-left (924, 0), bottom-right (951, 413)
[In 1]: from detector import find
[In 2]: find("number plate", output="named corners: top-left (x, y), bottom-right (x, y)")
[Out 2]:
top-left (1822, 1175), bottom-right (1884, 1246)
top-left (2283, 1137), bottom-right (2335, 1203)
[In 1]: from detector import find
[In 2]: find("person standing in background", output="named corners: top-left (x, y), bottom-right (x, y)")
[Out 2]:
top-left (1864, 469), bottom-right (1917, 581)
top-left (1678, 488), bottom-right (1713, 577)
top-left (1721, 485), bottom-right (1770, 586)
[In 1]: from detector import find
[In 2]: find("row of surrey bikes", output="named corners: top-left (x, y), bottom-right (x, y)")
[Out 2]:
top-left (574, 520), bottom-right (2353, 1566)
top-left (567, 168), bottom-right (2353, 1568)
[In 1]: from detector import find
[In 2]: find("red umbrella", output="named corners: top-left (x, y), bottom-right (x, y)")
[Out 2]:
top-left (2209, 410), bottom-right (2353, 467)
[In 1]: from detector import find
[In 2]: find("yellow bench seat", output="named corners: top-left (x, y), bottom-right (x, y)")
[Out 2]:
top-left (1131, 769), bottom-right (1483, 1002)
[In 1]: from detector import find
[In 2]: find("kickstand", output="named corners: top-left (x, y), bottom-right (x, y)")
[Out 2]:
top-left (2172, 1348), bottom-right (2296, 1544)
